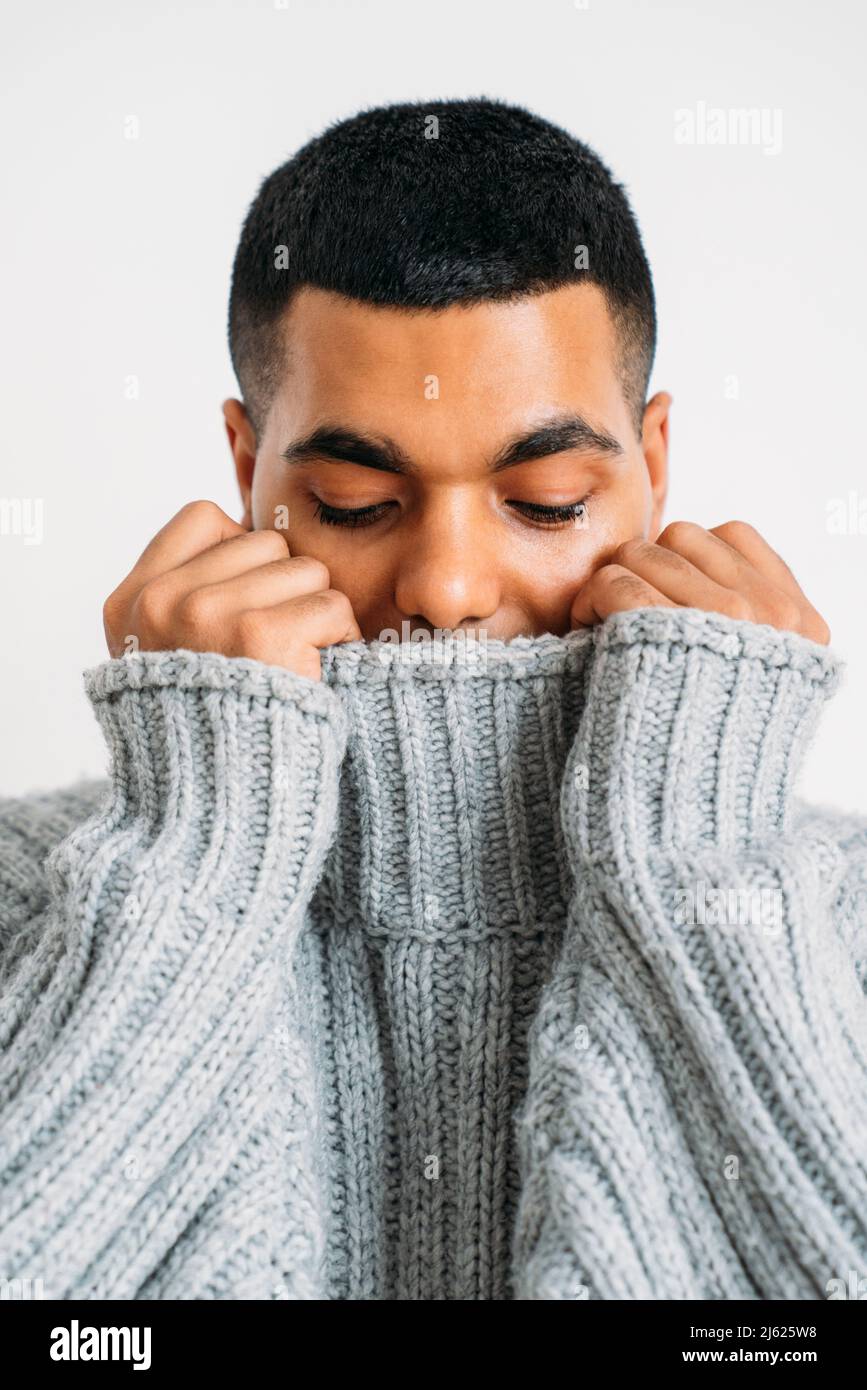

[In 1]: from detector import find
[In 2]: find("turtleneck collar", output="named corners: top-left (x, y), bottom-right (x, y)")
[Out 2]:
top-left (315, 630), bottom-right (594, 937)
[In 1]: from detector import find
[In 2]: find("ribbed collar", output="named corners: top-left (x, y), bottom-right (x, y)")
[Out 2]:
top-left (315, 631), bottom-right (594, 938)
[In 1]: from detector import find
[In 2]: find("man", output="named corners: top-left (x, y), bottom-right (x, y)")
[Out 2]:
top-left (1, 98), bottom-right (865, 1301)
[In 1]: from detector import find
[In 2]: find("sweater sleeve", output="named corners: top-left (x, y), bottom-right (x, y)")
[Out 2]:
top-left (512, 607), bottom-right (867, 1301)
top-left (0, 647), bottom-right (347, 1300)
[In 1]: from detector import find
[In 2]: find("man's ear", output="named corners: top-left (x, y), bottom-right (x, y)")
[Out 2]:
top-left (222, 398), bottom-right (257, 530)
top-left (641, 390), bottom-right (671, 538)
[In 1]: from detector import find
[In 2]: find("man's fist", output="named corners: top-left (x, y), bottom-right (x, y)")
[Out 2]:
top-left (570, 521), bottom-right (830, 646)
top-left (102, 500), bottom-right (361, 681)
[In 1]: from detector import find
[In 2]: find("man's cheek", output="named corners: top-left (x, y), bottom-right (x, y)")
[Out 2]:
top-left (582, 495), bottom-right (653, 572)
top-left (535, 531), bottom-right (621, 599)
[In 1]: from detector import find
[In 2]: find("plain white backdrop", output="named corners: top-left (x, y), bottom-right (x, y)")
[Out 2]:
top-left (1, 0), bottom-right (865, 806)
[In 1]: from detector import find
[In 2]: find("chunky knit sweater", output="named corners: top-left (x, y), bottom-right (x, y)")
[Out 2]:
top-left (1, 607), bottom-right (867, 1301)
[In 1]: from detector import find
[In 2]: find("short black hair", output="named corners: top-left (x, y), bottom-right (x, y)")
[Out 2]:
top-left (228, 97), bottom-right (656, 437)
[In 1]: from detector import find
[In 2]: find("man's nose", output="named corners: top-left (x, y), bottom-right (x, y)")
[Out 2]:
top-left (393, 501), bottom-right (501, 631)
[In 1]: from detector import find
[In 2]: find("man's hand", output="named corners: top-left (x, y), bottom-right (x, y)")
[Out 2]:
top-left (570, 521), bottom-right (830, 645)
top-left (103, 500), bottom-right (361, 681)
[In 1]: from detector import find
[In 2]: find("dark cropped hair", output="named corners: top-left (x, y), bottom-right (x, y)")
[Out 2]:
top-left (228, 96), bottom-right (656, 436)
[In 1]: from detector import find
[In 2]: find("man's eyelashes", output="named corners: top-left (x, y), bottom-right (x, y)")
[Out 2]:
top-left (310, 496), bottom-right (592, 529)
top-left (511, 498), bottom-right (590, 526)
top-left (311, 498), bottom-right (390, 529)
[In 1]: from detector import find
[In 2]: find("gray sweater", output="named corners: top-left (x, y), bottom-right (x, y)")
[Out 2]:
top-left (1, 607), bottom-right (866, 1300)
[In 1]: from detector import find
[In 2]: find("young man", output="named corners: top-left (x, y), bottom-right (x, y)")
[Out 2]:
top-left (1, 98), bottom-right (865, 1302)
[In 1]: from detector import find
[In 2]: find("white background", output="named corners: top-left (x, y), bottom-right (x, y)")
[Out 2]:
top-left (1, 0), bottom-right (864, 807)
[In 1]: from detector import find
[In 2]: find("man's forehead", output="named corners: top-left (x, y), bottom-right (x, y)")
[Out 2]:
top-left (282, 282), bottom-right (616, 355)
top-left (276, 282), bottom-right (621, 406)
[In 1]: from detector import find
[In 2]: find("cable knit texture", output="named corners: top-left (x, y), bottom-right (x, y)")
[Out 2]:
top-left (1, 608), bottom-right (867, 1300)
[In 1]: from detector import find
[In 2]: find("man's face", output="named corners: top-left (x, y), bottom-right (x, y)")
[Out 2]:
top-left (226, 282), bottom-right (670, 641)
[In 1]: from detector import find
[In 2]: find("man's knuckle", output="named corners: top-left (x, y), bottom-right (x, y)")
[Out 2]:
top-left (177, 587), bottom-right (220, 630)
top-left (658, 520), bottom-right (699, 550)
top-left (323, 588), bottom-right (352, 617)
top-left (610, 572), bottom-right (647, 601)
top-left (770, 596), bottom-right (802, 630)
top-left (253, 528), bottom-right (290, 560)
top-left (613, 538), bottom-right (645, 565)
top-left (102, 590), bottom-right (122, 627)
top-left (724, 592), bottom-right (753, 622)
top-left (587, 566), bottom-right (619, 598)
top-left (290, 555), bottom-right (330, 590)
top-left (591, 564), bottom-right (617, 587)
top-left (136, 578), bottom-right (171, 626)
top-left (717, 519), bottom-right (756, 543)
top-left (183, 499), bottom-right (222, 522)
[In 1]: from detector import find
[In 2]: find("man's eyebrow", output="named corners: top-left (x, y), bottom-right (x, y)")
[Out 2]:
top-left (490, 414), bottom-right (624, 471)
top-left (279, 413), bottom-right (623, 476)
top-left (280, 426), bottom-right (411, 474)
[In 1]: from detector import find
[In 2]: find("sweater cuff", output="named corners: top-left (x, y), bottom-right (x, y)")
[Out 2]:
top-left (83, 648), bottom-right (348, 914)
top-left (561, 608), bottom-right (842, 860)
